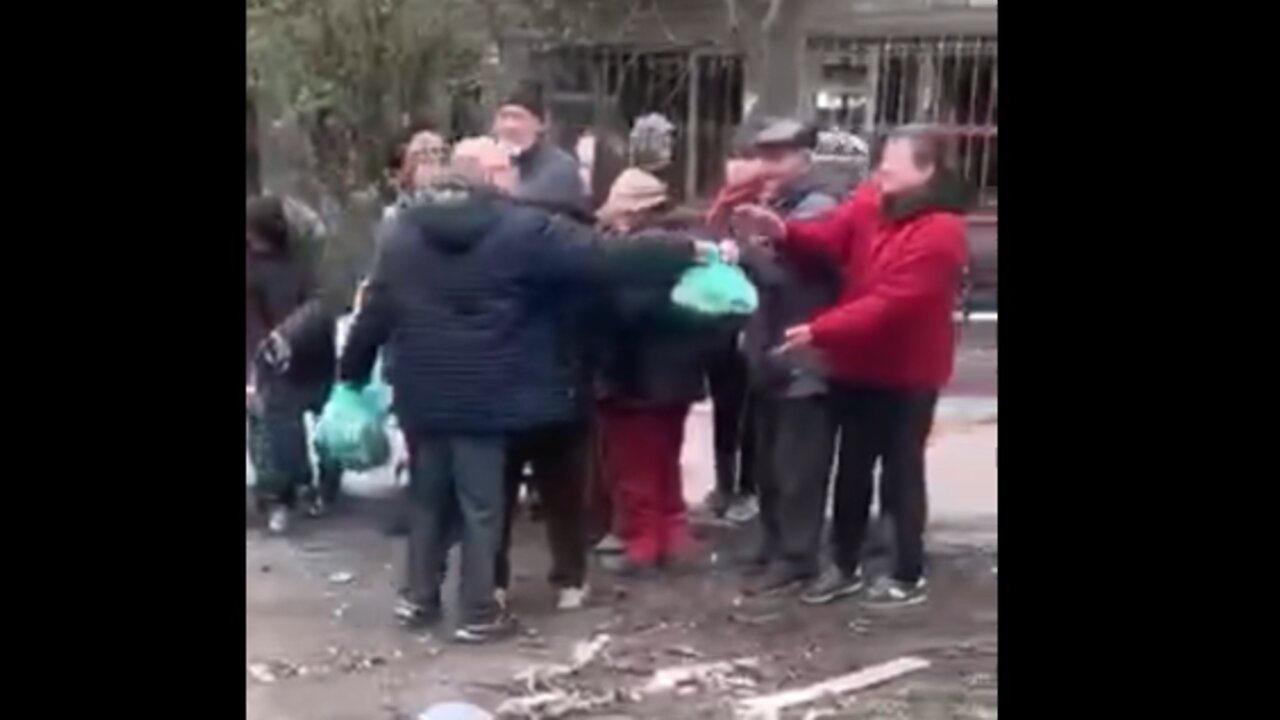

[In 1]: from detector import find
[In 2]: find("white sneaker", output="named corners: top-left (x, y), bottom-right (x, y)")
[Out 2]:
top-left (725, 496), bottom-right (760, 524)
top-left (267, 506), bottom-right (290, 534)
top-left (556, 585), bottom-right (590, 611)
top-left (594, 534), bottom-right (624, 555)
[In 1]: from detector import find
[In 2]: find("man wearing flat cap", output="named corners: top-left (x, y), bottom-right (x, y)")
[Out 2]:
top-left (723, 117), bottom-right (853, 599)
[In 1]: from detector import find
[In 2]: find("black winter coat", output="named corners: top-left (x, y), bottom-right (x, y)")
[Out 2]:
top-left (339, 183), bottom-right (694, 437)
top-left (245, 245), bottom-right (336, 388)
top-left (593, 229), bottom-right (741, 407)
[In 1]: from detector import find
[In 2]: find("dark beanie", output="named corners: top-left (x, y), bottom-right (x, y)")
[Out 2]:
top-left (501, 79), bottom-right (545, 119)
top-left (246, 195), bottom-right (289, 249)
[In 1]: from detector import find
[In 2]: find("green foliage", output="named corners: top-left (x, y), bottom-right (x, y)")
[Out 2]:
top-left (247, 0), bottom-right (500, 196)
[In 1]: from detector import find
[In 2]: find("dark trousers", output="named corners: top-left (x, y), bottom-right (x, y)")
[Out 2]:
top-left (495, 421), bottom-right (589, 590)
top-left (247, 375), bottom-right (340, 507)
top-left (752, 394), bottom-right (838, 576)
top-left (599, 402), bottom-right (691, 564)
top-left (405, 433), bottom-right (506, 624)
top-left (829, 385), bottom-right (938, 584)
top-left (707, 340), bottom-right (755, 496)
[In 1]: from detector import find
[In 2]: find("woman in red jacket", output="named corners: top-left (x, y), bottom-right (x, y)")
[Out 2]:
top-left (733, 125), bottom-right (971, 608)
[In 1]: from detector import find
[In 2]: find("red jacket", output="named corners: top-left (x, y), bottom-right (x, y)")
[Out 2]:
top-left (786, 179), bottom-right (969, 390)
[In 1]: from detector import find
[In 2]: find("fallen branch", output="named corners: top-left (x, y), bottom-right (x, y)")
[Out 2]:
top-left (734, 656), bottom-right (930, 720)
top-left (644, 657), bottom-right (760, 694)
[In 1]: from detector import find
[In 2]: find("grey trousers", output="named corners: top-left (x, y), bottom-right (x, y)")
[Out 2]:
top-left (751, 394), bottom-right (838, 576)
top-left (405, 433), bottom-right (506, 624)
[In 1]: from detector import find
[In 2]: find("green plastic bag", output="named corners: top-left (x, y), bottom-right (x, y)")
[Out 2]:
top-left (671, 254), bottom-right (759, 316)
top-left (314, 383), bottom-right (391, 472)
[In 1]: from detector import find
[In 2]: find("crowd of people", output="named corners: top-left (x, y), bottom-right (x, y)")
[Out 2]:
top-left (245, 80), bottom-right (971, 644)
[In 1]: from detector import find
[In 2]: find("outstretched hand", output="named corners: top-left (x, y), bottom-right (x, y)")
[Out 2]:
top-left (693, 240), bottom-right (719, 264)
top-left (770, 324), bottom-right (814, 356)
top-left (731, 204), bottom-right (786, 241)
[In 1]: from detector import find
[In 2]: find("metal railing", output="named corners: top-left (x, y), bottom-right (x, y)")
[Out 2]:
top-left (809, 34), bottom-right (998, 208)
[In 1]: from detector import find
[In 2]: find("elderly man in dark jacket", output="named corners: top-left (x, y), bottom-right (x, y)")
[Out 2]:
top-left (340, 154), bottom-right (704, 641)
top-left (245, 195), bottom-right (341, 533)
top-left (721, 119), bottom-right (850, 596)
top-left (495, 80), bottom-right (588, 217)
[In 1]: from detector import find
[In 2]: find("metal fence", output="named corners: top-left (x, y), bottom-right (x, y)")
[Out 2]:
top-left (808, 34), bottom-right (998, 208)
top-left (530, 43), bottom-right (745, 204)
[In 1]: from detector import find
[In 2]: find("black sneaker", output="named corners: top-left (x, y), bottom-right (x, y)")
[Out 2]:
top-left (744, 566), bottom-right (812, 597)
top-left (454, 612), bottom-right (518, 644)
top-left (862, 577), bottom-right (928, 609)
top-left (800, 567), bottom-right (865, 605)
top-left (394, 597), bottom-right (442, 629)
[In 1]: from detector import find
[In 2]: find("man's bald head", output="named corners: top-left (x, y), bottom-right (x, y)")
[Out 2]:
top-left (451, 137), bottom-right (516, 192)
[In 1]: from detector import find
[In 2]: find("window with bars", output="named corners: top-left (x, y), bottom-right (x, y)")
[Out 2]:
top-left (809, 35), bottom-right (998, 208)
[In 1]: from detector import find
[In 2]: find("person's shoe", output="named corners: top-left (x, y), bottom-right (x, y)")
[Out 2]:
top-left (454, 612), bottom-right (518, 644)
top-left (700, 490), bottom-right (732, 518)
top-left (494, 588), bottom-right (509, 612)
top-left (800, 567), bottom-right (865, 605)
top-left (744, 566), bottom-right (812, 597)
top-left (305, 493), bottom-right (330, 519)
top-left (266, 505), bottom-right (291, 534)
top-left (594, 533), bottom-right (625, 555)
top-left (556, 585), bottom-right (590, 611)
top-left (862, 576), bottom-right (928, 609)
top-left (725, 495), bottom-right (760, 524)
top-left (394, 597), bottom-right (442, 629)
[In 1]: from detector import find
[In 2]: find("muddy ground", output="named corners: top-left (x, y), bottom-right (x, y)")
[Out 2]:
top-left (247, 499), bottom-right (996, 720)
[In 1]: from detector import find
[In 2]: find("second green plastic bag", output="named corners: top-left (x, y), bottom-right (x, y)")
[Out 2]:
top-left (314, 382), bottom-right (391, 472)
top-left (670, 254), bottom-right (759, 316)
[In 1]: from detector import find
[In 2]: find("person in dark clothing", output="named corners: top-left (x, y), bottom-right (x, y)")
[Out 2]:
top-left (593, 169), bottom-right (738, 575)
top-left (339, 156), bottom-right (705, 641)
top-left (699, 143), bottom-right (774, 522)
top-left (245, 195), bottom-right (340, 534)
top-left (490, 92), bottom-right (593, 606)
top-left (722, 119), bottom-right (849, 596)
top-left (733, 125), bottom-right (972, 609)
top-left (495, 79), bottom-right (587, 215)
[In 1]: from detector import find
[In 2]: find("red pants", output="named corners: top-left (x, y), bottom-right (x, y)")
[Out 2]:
top-left (598, 402), bottom-right (691, 564)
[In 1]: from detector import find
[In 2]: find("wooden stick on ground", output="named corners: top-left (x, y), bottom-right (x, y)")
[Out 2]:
top-left (734, 656), bottom-right (931, 720)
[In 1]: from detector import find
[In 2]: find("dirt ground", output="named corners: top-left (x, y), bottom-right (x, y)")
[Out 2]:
top-left (247, 501), bottom-right (997, 720)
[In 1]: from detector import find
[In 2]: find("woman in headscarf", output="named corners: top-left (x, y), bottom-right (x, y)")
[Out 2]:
top-left (592, 169), bottom-right (737, 575)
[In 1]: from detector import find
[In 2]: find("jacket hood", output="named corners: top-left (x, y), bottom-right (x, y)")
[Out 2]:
top-left (882, 169), bottom-right (974, 222)
top-left (400, 181), bottom-right (504, 253)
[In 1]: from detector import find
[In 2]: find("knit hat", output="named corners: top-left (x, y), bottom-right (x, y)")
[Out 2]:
top-left (500, 80), bottom-right (545, 120)
top-left (597, 168), bottom-right (668, 223)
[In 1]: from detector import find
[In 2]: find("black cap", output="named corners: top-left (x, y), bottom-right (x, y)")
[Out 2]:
top-left (500, 79), bottom-right (545, 120)
top-left (753, 118), bottom-right (818, 150)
